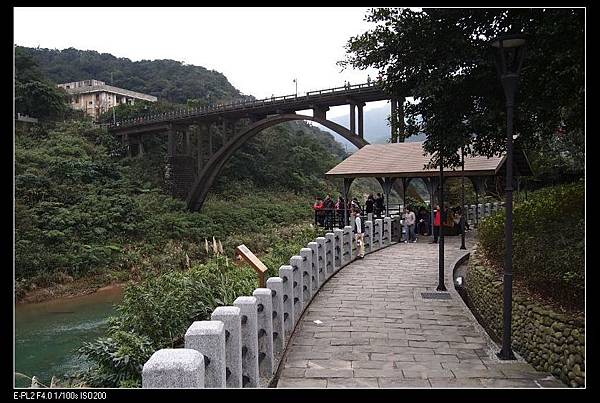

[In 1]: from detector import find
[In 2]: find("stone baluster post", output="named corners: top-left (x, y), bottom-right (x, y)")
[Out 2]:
top-left (343, 226), bottom-right (352, 264)
top-left (375, 219), bottom-right (383, 250)
top-left (278, 265), bottom-right (295, 335)
top-left (289, 256), bottom-right (304, 322)
top-left (307, 242), bottom-right (320, 294)
top-left (364, 221), bottom-right (373, 253)
top-left (210, 307), bottom-right (242, 388)
top-left (384, 217), bottom-right (392, 246)
top-left (299, 248), bottom-right (313, 303)
top-left (184, 321), bottom-right (226, 388)
top-left (253, 288), bottom-right (274, 379)
top-left (233, 296), bottom-right (259, 387)
top-left (266, 277), bottom-right (285, 356)
top-left (324, 233), bottom-right (335, 279)
top-left (142, 349), bottom-right (205, 388)
top-left (333, 228), bottom-right (343, 272)
top-left (316, 237), bottom-right (326, 285)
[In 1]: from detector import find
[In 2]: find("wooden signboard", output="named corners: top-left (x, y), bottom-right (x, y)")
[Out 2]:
top-left (235, 244), bottom-right (268, 288)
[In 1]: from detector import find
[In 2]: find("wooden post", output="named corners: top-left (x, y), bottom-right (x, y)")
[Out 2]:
top-left (235, 244), bottom-right (268, 288)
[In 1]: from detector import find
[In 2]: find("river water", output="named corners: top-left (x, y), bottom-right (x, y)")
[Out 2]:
top-left (14, 286), bottom-right (124, 388)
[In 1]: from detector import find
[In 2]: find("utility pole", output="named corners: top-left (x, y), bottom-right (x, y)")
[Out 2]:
top-left (293, 78), bottom-right (297, 97)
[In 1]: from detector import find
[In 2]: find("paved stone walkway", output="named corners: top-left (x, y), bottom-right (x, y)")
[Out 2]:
top-left (276, 234), bottom-right (564, 388)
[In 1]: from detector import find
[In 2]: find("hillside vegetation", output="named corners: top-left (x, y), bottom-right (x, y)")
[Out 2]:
top-left (17, 46), bottom-right (245, 105)
top-left (477, 181), bottom-right (584, 311)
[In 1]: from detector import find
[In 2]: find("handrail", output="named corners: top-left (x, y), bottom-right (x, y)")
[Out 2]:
top-left (106, 81), bottom-right (383, 129)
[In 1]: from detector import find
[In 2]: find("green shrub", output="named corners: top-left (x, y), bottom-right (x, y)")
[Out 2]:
top-left (77, 256), bottom-right (257, 387)
top-left (477, 180), bottom-right (584, 310)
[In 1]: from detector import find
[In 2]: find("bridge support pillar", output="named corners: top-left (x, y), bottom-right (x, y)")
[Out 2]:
top-left (164, 155), bottom-right (197, 200)
top-left (349, 103), bottom-right (356, 134)
top-left (313, 106), bottom-right (329, 120)
top-left (167, 125), bottom-right (176, 156)
top-left (357, 102), bottom-right (365, 138)
top-left (185, 131), bottom-right (191, 156)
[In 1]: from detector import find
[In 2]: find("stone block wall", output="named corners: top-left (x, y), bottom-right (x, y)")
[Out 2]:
top-left (464, 249), bottom-right (585, 387)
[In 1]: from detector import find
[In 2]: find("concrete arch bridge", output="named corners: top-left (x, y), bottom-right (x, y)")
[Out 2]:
top-left (108, 82), bottom-right (405, 211)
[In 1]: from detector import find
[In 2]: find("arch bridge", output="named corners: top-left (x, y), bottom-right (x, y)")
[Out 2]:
top-left (108, 82), bottom-right (405, 211)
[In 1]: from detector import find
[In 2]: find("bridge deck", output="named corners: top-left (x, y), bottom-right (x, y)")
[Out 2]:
top-left (275, 234), bottom-right (564, 388)
top-left (108, 82), bottom-right (389, 135)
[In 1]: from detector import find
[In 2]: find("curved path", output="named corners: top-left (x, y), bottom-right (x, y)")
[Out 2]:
top-left (276, 234), bottom-right (564, 388)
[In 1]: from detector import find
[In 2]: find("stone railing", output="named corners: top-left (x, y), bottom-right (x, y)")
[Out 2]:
top-left (142, 220), bottom-right (396, 388)
top-left (464, 202), bottom-right (504, 227)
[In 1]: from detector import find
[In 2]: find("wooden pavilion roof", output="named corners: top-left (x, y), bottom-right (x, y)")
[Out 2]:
top-left (325, 142), bottom-right (532, 178)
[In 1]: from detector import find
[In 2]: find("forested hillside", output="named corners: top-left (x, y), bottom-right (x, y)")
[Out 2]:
top-left (17, 46), bottom-right (244, 104)
top-left (15, 47), bottom-right (349, 300)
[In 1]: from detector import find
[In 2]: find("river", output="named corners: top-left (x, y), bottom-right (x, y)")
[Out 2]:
top-left (14, 286), bottom-right (124, 388)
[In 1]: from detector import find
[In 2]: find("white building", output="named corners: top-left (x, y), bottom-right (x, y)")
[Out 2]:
top-left (57, 79), bottom-right (157, 120)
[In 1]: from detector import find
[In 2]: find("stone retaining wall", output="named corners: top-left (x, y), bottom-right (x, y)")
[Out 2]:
top-left (141, 221), bottom-right (396, 388)
top-left (464, 249), bottom-right (585, 388)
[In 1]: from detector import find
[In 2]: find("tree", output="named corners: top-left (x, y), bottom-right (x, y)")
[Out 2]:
top-left (15, 47), bottom-right (69, 120)
top-left (340, 8), bottom-right (584, 172)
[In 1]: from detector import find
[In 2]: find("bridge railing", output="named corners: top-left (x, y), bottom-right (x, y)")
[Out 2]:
top-left (108, 81), bottom-right (382, 129)
top-left (141, 217), bottom-right (396, 388)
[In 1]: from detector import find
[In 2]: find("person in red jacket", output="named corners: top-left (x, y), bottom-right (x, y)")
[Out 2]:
top-left (313, 197), bottom-right (325, 226)
top-left (431, 204), bottom-right (441, 244)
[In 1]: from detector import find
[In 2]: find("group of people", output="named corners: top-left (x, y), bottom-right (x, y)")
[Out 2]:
top-left (312, 193), bottom-right (386, 231)
top-left (313, 194), bottom-right (469, 246)
top-left (429, 205), bottom-right (470, 244)
top-left (402, 204), bottom-right (471, 244)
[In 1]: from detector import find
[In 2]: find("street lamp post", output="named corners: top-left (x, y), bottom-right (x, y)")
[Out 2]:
top-left (437, 154), bottom-right (446, 292)
top-left (293, 78), bottom-right (297, 97)
top-left (491, 33), bottom-right (527, 361)
top-left (460, 147), bottom-right (466, 250)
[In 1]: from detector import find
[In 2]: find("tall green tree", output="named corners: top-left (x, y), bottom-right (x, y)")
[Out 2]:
top-left (340, 8), bottom-right (584, 172)
top-left (15, 47), bottom-right (69, 120)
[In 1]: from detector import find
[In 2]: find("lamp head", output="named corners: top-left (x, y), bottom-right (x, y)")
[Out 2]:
top-left (490, 33), bottom-right (527, 77)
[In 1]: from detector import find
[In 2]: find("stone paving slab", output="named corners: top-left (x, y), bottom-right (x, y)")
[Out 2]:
top-left (275, 234), bottom-right (564, 388)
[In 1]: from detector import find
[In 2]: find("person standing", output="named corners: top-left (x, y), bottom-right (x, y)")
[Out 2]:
top-left (431, 205), bottom-right (441, 244)
top-left (404, 206), bottom-right (416, 243)
top-left (417, 206), bottom-right (429, 236)
top-left (323, 194), bottom-right (335, 230)
top-left (353, 208), bottom-right (365, 258)
top-left (365, 194), bottom-right (375, 221)
top-left (374, 193), bottom-right (384, 218)
top-left (312, 196), bottom-right (324, 226)
top-left (335, 196), bottom-right (345, 229)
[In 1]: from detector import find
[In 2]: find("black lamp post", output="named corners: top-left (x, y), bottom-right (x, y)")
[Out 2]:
top-left (436, 154), bottom-right (446, 292)
top-left (491, 33), bottom-right (527, 361)
top-left (460, 147), bottom-right (466, 250)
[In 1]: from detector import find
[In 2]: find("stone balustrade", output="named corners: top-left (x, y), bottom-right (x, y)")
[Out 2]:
top-left (142, 220), bottom-right (396, 388)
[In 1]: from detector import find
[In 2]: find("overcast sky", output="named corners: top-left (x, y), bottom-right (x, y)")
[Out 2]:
top-left (14, 7), bottom-right (390, 117)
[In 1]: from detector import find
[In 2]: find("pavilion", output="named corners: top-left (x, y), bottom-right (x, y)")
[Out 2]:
top-left (325, 141), bottom-right (532, 226)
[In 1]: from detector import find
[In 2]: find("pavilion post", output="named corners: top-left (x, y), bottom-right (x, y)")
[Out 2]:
top-left (342, 177), bottom-right (354, 226)
top-left (403, 179), bottom-right (407, 211)
top-left (382, 177), bottom-right (396, 217)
